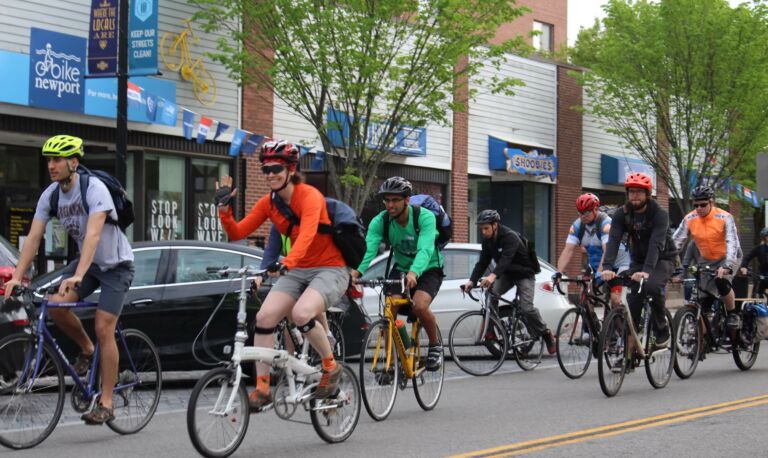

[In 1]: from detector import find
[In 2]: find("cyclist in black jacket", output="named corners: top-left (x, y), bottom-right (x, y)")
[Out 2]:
top-left (463, 209), bottom-right (556, 354)
top-left (602, 172), bottom-right (677, 348)
top-left (740, 227), bottom-right (768, 298)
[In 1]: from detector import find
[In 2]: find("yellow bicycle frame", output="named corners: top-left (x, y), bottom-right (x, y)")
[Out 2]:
top-left (370, 296), bottom-right (426, 380)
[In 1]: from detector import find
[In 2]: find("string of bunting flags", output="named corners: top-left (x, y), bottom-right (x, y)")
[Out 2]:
top-left (126, 81), bottom-right (324, 169)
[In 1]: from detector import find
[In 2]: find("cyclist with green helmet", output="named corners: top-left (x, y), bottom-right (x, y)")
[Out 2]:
top-left (3, 135), bottom-right (134, 425)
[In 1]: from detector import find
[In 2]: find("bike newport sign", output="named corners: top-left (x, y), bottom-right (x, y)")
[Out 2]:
top-left (28, 28), bottom-right (86, 113)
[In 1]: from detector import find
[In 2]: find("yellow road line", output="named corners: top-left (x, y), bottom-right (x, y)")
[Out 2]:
top-left (451, 393), bottom-right (768, 458)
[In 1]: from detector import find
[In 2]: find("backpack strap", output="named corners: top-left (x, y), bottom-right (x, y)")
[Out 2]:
top-left (577, 212), bottom-right (607, 243)
top-left (271, 192), bottom-right (300, 237)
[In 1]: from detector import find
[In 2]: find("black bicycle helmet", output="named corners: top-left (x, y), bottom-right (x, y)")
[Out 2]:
top-left (378, 176), bottom-right (413, 197)
top-left (691, 185), bottom-right (715, 201)
top-left (476, 209), bottom-right (501, 225)
top-left (761, 227), bottom-right (768, 239)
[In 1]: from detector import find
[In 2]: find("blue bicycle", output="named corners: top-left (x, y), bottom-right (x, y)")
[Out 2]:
top-left (0, 286), bottom-right (162, 449)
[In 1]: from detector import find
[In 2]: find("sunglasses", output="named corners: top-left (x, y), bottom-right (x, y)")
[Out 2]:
top-left (261, 164), bottom-right (286, 175)
top-left (693, 202), bottom-right (709, 209)
top-left (382, 197), bottom-right (404, 204)
top-left (579, 210), bottom-right (594, 216)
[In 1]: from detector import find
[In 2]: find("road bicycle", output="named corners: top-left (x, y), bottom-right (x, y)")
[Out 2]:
top-left (597, 274), bottom-right (676, 397)
top-left (159, 19), bottom-right (217, 106)
top-left (672, 266), bottom-right (762, 379)
top-left (448, 286), bottom-right (508, 376)
top-left (0, 286), bottom-right (161, 449)
top-left (553, 267), bottom-right (611, 379)
top-left (357, 276), bottom-right (444, 421)
top-left (186, 266), bottom-right (360, 458)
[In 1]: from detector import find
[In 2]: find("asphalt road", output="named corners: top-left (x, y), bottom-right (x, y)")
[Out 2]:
top-left (4, 349), bottom-right (768, 457)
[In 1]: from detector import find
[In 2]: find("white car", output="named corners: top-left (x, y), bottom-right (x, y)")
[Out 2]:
top-left (358, 243), bottom-right (570, 335)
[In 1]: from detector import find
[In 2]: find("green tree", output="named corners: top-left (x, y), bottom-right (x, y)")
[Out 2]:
top-left (572, 0), bottom-right (768, 215)
top-left (190, 0), bottom-right (530, 211)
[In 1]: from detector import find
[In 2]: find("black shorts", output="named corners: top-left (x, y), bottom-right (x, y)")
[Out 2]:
top-left (386, 267), bottom-right (444, 300)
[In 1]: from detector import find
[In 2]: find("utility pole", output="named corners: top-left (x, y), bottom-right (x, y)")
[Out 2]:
top-left (116, 0), bottom-right (129, 184)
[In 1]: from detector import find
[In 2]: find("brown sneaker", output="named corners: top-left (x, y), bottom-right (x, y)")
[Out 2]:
top-left (543, 330), bottom-right (556, 355)
top-left (81, 403), bottom-right (114, 425)
top-left (248, 389), bottom-right (272, 412)
top-left (314, 363), bottom-right (342, 399)
top-left (73, 352), bottom-right (94, 377)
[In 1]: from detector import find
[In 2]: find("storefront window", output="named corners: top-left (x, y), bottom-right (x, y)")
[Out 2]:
top-left (146, 154), bottom-right (184, 241)
top-left (191, 158), bottom-right (229, 241)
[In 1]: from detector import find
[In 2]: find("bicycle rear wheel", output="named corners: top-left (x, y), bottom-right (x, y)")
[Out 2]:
top-left (359, 320), bottom-right (398, 421)
top-left (733, 317), bottom-right (761, 370)
top-left (448, 311), bottom-right (507, 376)
top-left (107, 329), bottom-right (162, 434)
top-left (159, 32), bottom-right (182, 71)
top-left (645, 309), bottom-right (675, 389)
top-left (556, 307), bottom-right (592, 379)
top-left (510, 316), bottom-right (544, 371)
top-left (598, 309), bottom-right (629, 397)
top-left (0, 333), bottom-right (65, 450)
top-left (310, 364), bottom-right (361, 443)
top-left (673, 306), bottom-right (700, 379)
top-left (328, 319), bottom-right (346, 362)
top-left (187, 367), bottom-right (249, 458)
top-left (413, 325), bottom-right (443, 411)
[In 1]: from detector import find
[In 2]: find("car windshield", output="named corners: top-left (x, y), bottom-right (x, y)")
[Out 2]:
top-left (0, 235), bottom-right (19, 266)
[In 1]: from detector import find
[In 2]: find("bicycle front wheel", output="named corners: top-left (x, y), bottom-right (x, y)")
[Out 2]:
top-left (598, 308), bottom-right (629, 397)
top-left (359, 320), bottom-right (398, 421)
top-left (187, 367), bottom-right (250, 458)
top-left (0, 333), bottom-right (65, 450)
top-left (556, 308), bottom-right (592, 379)
top-left (310, 364), bottom-right (361, 443)
top-left (673, 306), bottom-right (700, 379)
top-left (645, 309), bottom-right (675, 389)
top-left (107, 329), bottom-right (162, 434)
top-left (413, 325), bottom-right (443, 411)
top-left (510, 316), bottom-right (544, 371)
top-left (448, 311), bottom-right (507, 376)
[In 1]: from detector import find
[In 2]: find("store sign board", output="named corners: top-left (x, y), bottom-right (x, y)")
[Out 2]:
top-left (28, 28), bottom-right (86, 113)
top-left (84, 76), bottom-right (175, 123)
top-left (0, 51), bottom-right (29, 105)
top-left (488, 135), bottom-right (557, 181)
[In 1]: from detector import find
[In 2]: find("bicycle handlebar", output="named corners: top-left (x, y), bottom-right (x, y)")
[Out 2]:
top-left (356, 274), bottom-right (407, 296)
top-left (206, 265), bottom-right (270, 278)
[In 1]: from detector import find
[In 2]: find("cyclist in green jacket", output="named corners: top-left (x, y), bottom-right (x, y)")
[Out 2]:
top-left (352, 177), bottom-right (444, 371)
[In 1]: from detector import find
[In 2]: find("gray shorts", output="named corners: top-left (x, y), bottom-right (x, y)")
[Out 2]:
top-left (59, 260), bottom-right (135, 316)
top-left (271, 267), bottom-right (350, 310)
top-left (699, 255), bottom-right (742, 297)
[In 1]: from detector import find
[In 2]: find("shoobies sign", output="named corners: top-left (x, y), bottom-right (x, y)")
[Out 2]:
top-left (28, 28), bottom-right (86, 113)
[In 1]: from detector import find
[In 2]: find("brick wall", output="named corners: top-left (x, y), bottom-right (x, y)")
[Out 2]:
top-left (241, 82), bottom-right (274, 243)
top-left (555, 65), bottom-right (583, 279)
top-left (451, 56), bottom-right (470, 243)
top-left (492, 0), bottom-right (568, 50)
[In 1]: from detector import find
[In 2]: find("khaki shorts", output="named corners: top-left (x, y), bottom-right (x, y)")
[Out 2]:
top-left (271, 267), bottom-right (350, 310)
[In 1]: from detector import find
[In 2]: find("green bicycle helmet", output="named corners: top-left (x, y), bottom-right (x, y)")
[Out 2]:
top-left (42, 135), bottom-right (84, 158)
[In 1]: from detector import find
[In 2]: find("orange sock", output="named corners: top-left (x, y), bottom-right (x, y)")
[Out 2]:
top-left (322, 355), bottom-right (336, 372)
top-left (255, 374), bottom-right (270, 393)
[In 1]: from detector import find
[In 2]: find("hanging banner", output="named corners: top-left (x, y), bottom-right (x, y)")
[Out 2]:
top-left (29, 28), bottom-right (86, 113)
top-left (87, 0), bottom-right (119, 77)
top-left (128, 0), bottom-right (159, 76)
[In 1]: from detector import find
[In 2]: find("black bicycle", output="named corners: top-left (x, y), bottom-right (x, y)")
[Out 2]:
top-left (672, 266), bottom-right (762, 379)
top-left (553, 267), bottom-right (611, 379)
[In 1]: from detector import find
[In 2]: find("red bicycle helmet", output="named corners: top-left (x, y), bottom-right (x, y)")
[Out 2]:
top-left (575, 193), bottom-right (600, 213)
top-left (259, 140), bottom-right (299, 165)
top-left (624, 172), bottom-right (653, 192)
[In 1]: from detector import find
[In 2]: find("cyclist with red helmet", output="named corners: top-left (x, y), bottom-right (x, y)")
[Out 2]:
top-left (555, 193), bottom-right (629, 306)
top-left (602, 172), bottom-right (678, 348)
top-left (215, 140), bottom-right (348, 410)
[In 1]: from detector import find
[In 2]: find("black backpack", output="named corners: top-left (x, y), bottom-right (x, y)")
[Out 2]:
top-left (49, 165), bottom-right (135, 232)
top-left (271, 192), bottom-right (367, 269)
top-left (511, 230), bottom-right (541, 274)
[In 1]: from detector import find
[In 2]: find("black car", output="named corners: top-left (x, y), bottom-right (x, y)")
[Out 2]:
top-left (0, 235), bottom-right (34, 337)
top-left (31, 240), bottom-right (365, 371)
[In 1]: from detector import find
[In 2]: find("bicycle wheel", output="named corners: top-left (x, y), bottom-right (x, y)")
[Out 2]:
top-left (193, 66), bottom-right (217, 106)
top-left (672, 306), bottom-right (700, 379)
top-left (733, 320), bottom-right (761, 370)
top-left (645, 309), bottom-right (675, 389)
top-left (598, 308), bottom-right (629, 397)
top-left (159, 32), bottom-right (183, 71)
top-left (187, 367), bottom-right (250, 458)
top-left (413, 324), bottom-right (444, 411)
top-left (448, 311), bottom-right (507, 376)
top-left (329, 319), bottom-right (346, 362)
top-left (107, 329), bottom-right (162, 434)
top-left (310, 364), bottom-right (361, 443)
top-left (359, 320), bottom-right (398, 421)
top-left (556, 307), bottom-right (592, 379)
top-left (0, 333), bottom-right (65, 450)
top-left (510, 316), bottom-right (544, 371)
